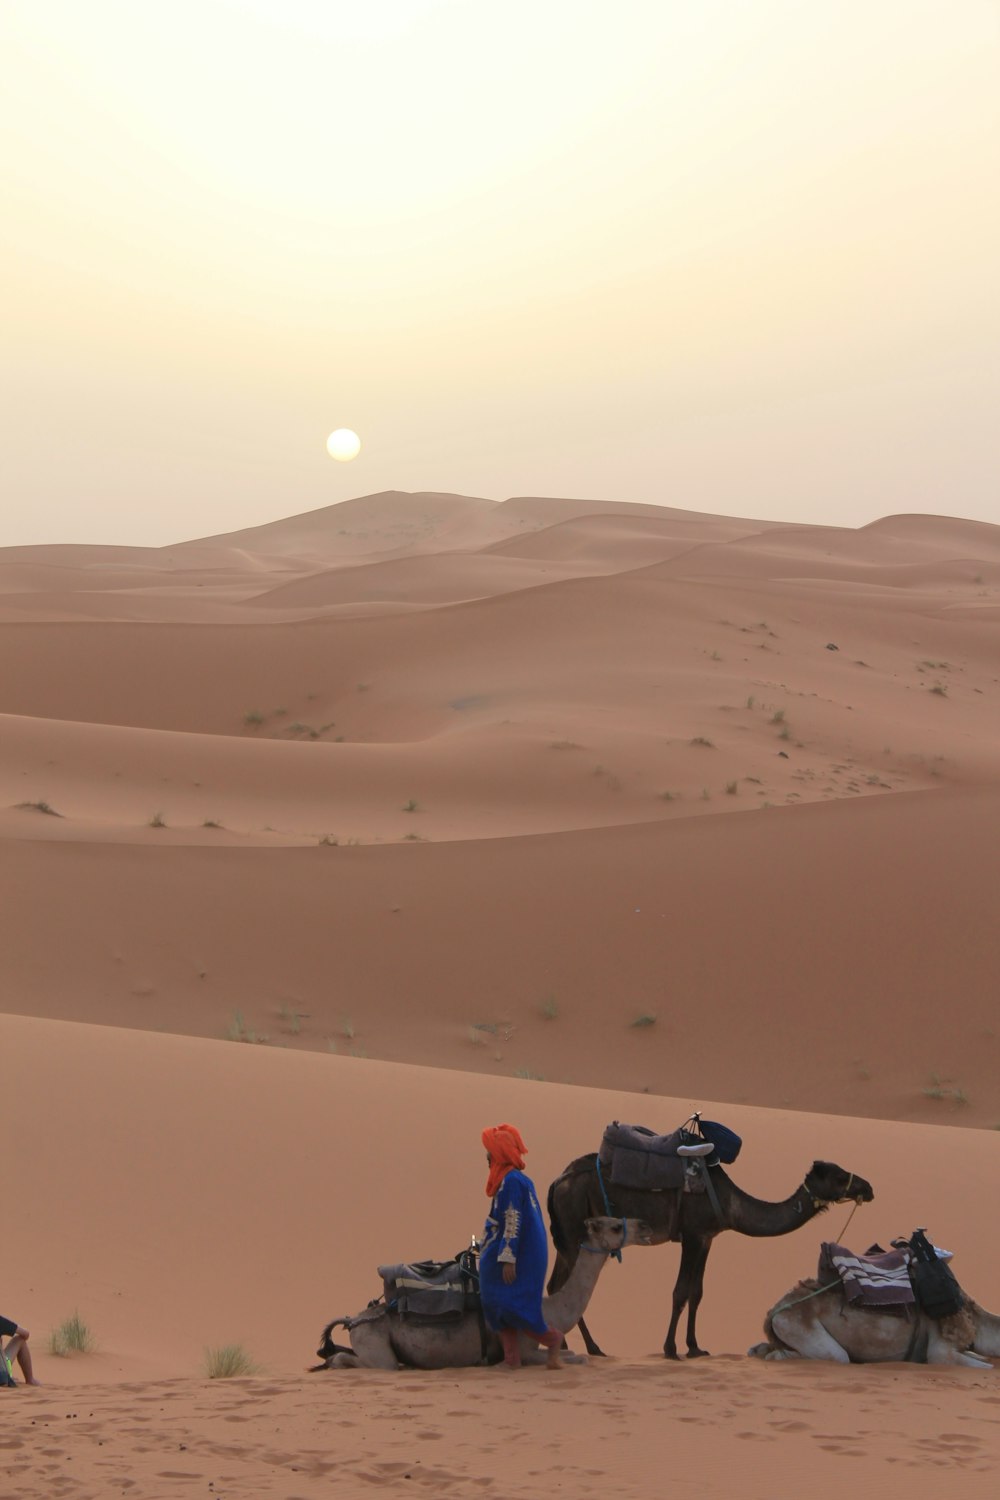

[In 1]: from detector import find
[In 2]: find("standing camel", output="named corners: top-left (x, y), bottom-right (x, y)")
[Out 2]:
top-left (547, 1156), bottom-right (874, 1360)
top-left (314, 1215), bottom-right (654, 1371)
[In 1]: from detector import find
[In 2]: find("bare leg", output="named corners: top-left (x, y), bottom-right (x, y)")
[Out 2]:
top-left (538, 1327), bottom-right (563, 1370)
top-left (5, 1329), bottom-right (40, 1386)
top-left (498, 1328), bottom-right (522, 1369)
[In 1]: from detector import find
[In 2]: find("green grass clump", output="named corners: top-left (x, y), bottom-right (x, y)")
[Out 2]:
top-left (631, 1013), bottom-right (657, 1028)
top-left (49, 1312), bottom-right (95, 1357)
top-left (770, 709), bottom-right (785, 724)
top-left (540, 996), bottom-right (559, 1020)
top-left (243, 710), bottom-right (266, 727)
top-left (202, 818), bottom-right (223, 829)
top-left (690, 736), bottom-right (714, 748)
top-left (922, 1074), bottom-right (968, 1104)
top-left (402, 798), bottom-right (420, 813)
top-left (725, 781), bottom-right (738, 795)
top-left (226, 1010), bottom-right (268, 1045)
top-left (204, 1343), bottom-right (259, 1379)
top-left (149, 811), bottom-right (167, 828)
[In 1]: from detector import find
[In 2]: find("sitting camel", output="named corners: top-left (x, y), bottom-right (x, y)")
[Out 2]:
top-left (750, 1280), bottom-right (1000, 1367)
top-left (313, 1216), bottom-right (653, 1371)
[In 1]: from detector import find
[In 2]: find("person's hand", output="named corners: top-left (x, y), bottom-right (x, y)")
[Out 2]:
top-left (502, 1261), bottom-right (517, 1285)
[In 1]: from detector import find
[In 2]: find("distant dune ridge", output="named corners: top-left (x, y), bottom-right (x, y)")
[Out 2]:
top-left (2, 492), bottom-right (999, 1496)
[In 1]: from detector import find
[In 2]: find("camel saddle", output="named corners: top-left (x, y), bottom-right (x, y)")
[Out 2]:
top-left (820, 1241), bottom-right (915, 1309)
top-left (599, 1122), bottom-right (704, 1193)
top-left (377, 1250), bottom-right (481, 1324)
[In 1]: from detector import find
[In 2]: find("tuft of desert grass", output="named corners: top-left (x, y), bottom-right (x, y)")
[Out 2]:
top-left (402, 798), bottom-right (420, 813)
top-left (922, 1074), bottom-right (968, 1104)
top-left (690, 736), bottom-right (714, 748)
top-left (540, 996), bottom-right (559, 1020)
top-left (243, 710), bottom-right (266, 727)
top-left (149, 811), bottom-right (167, 828)
top-left (630, 1013), bottom-right (657, 1028)
top-left (202, 818), bottom-right (223, 829)
top-left (49, 1312), bottom-right (95, 1357)
top-left (204, 1343), bottom-right (259, 1379)
top-left (226, 1010), bottom-right (268, 1045)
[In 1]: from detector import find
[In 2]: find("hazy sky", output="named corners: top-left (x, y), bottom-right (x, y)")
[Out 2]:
top-left (3, 0), bottom-right (998, 546)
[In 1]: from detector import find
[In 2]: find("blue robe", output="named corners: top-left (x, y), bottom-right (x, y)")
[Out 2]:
top-left (479, 1169), bottom-right (549, 1334)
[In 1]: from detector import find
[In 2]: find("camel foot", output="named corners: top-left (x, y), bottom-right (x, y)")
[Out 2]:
top-left (686, 1348), bottom-right (711, 1359)
top-left (663, 1350), bottom-right (681, 1361)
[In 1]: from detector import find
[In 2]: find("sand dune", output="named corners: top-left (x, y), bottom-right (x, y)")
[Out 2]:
top-left (3, 784), bottom-right (998, 1124)
top-left (3, 492), bottom-right (1000, 1495)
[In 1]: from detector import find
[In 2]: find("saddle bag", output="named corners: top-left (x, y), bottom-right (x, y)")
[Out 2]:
top-left (905, 1228), bottom-right (963, 1321)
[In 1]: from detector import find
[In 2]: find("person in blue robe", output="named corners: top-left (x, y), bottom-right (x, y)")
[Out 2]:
top-left (479, 1123), bottom-right (563, 1369)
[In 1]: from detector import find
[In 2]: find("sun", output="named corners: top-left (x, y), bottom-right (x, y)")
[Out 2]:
top-left (326, 428), bottom-right (362, 462)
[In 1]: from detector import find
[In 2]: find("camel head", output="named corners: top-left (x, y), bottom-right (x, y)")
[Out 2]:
top-left (583, 1215), bottom-right (655, 1252)
top-left (802, 1160), bottom-right (874, 1210)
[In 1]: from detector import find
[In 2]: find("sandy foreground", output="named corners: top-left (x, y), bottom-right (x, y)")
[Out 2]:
top-left (4, 1013), bottom-right (1000, 1499)
top-left (2, 492), bottom-right (1000, 1496)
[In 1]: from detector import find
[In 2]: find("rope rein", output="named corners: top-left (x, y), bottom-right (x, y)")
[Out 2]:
top-left (594, 1155), bottom-right (623, 1262)
top-left (770, 1277), bottom-right (843, 1316)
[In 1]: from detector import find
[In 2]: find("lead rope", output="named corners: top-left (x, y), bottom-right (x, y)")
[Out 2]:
top-left (594, 1156), bottom-right (622, 1262)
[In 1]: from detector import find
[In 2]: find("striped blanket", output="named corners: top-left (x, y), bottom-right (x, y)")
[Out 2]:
top-left (820, 1242), bottom-right (915, 1307)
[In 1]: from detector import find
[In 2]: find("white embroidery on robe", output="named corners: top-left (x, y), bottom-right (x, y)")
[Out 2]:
top-left (498, 1205), bottom-right (521, 1262)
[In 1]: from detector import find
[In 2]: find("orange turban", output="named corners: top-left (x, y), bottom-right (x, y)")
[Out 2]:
top-left (482, 1123), bottom-right (528, 1198)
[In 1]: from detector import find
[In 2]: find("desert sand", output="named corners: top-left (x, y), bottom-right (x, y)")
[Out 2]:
top-left (2, 491), bottom-right (999, 1498)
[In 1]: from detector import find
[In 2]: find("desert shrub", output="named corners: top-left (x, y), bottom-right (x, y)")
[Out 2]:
top-left (49, 1312), bottom-right (94, 1357)
top-left (204, 1344), bottom-right (258, 1379)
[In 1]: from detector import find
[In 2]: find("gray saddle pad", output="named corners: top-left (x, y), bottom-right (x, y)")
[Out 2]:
top-left (377, 1259), bottom-right (476, 1322)
top-left (599, 1122), bottom-right (688, 1192)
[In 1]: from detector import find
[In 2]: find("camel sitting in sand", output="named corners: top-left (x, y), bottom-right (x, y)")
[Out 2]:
top-left (749, 1280), bottom-right (1000, 1367)
top-left (314, 1216), bottom-right (653, 1371)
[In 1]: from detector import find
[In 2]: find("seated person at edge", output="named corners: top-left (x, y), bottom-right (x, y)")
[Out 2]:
top-left (0, 1314), bottom-right (40, 1387)
top-left (479, 1123), bottom-right (563, 1371)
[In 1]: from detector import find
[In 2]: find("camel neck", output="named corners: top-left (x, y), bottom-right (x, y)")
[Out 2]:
top-left (725, 1179), bottom-right (818, 1238)
top-left (543, 1245), bottom-right (607, 1327)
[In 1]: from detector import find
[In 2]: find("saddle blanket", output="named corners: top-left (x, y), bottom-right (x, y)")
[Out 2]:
top-left (378, 1258), bottom-right (479, 1322)
top-left (820, 1242), bottom-right (914, 1307)
top-left (598, 1122), bottom-right (689, 1192)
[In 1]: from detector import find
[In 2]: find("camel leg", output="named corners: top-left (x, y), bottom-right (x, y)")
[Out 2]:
top-left (325, 1351), bottom-right (363, 1369)
top-left (769, 1309), bottom-right (850, 1363)
top-left (348, 1318), bottom-right (402, 1370)
top-left (926, 1332), bottom-right (992, 1368)
top-left (683, 1239), bottom-right (712, 1359)
top-left (664, 1235), bottom-right (711, 1359)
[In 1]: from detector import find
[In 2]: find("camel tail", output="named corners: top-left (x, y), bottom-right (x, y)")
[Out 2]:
top-left (316, 1317), bottom-right (353, 1362)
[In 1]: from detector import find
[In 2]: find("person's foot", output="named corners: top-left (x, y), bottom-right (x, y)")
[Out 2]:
top-left (546, 1350), bottom-right (563, 1370)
